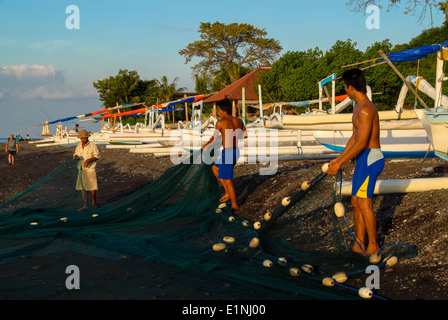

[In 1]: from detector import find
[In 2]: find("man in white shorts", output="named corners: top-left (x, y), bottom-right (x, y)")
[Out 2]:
top-left (73, 130), bottom-right (99, 211)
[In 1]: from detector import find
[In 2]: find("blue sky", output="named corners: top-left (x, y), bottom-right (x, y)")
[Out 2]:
top-left (0, 0), bottom-right (445, 138)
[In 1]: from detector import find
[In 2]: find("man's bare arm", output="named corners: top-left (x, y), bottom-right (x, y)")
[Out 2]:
top-left (202, 122), bottom-right (222, 151)
top-left (327, 109), bottom-right (372, 175)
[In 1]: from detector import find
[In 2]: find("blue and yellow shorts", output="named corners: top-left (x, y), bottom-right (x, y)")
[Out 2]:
top-left (352, 148), bottom-right (385, 199)
top-left (215, 148), bottom-right (240, 180)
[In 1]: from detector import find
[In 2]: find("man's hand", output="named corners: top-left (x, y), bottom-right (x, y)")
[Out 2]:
top-left (74, 155), bottom-right (80, 160)
top-left (326, 159), bottom-right (341, 176)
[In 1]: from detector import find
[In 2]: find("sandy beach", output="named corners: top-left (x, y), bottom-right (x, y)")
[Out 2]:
top-left (1, 141), bottom-right (448, 301)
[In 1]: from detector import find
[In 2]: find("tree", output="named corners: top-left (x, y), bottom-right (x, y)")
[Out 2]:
top-left (346, 0), bottom-right (448, 24)
top-left (259, 40), bottom-right (363, 103)
top-left (153, 76), bottom-right (186, 103)
top-left (153, 76), bottom-right (186, 122)
top-left (179, 21), bottom-right (282, 83)
top-left (211, 62), bottom-right (253, 92)
top-left (439, 1), bottom-right (448, 20)
top-left (93, 69), bottom-right (141, 108)
top-left (361, 40), bottom-right (401, 111)
top-left (194, 72), bottom-right (213, 94)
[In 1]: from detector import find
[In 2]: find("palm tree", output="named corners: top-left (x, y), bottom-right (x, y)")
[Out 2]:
top-left (153, 76), bottom-right (187, 122)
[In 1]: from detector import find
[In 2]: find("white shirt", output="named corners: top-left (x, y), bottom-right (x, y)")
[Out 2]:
top-left (74, 141), bottom-right (100, 171)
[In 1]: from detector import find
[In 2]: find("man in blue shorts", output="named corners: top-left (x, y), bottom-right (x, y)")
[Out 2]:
top-left (201, 99), bottom-right (247, 211)
top-left (326, 69), bottom-right (384, 257)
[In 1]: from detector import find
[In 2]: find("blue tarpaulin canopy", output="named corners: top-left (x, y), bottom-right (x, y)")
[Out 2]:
top-left (380, 40), bottom-right (448, 63)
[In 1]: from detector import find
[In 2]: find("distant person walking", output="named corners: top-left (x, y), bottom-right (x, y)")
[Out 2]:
top-left (5, 134), bottom-right (19, 165)
top-left (73, 130), bottom-right (99, 211)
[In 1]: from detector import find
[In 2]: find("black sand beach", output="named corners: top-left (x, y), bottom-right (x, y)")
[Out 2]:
top-left (1, 141), bottom-right (448, 301)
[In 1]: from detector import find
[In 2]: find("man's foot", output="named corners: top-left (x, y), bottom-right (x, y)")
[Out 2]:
top-left (78, 205), bottom-right (88, 211)
top-left (352, 243), bottom-right (368, 256)
top-left (219, 194), bottom-right (230, 203)
top-left (365, 245), bottom-right (380, 256)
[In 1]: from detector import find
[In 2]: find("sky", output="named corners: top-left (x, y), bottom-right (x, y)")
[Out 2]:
top-left (0, 0), bottom-right (445, 138)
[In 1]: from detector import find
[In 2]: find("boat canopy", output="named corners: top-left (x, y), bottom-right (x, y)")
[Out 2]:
top-left (379, 40), bottom-right (448, 63)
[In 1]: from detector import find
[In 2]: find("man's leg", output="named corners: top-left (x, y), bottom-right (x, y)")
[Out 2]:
top-left (78, 190), bottom-right (88, 211)
top-left (223, 179), bottom-right (238, 210)
top-left (351, 195), bottom-right (366, 255)
top-left (212, 165), bottom-right (230, 202)
top-left (356, 197), bottom-right (379, 255)
top-left (90, 190), bottom-right (97, 208)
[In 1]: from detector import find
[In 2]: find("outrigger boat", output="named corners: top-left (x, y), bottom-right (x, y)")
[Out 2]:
top-left (278, 40), bottom-right (448, 162)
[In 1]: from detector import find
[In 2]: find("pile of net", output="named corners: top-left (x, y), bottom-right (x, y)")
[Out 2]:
top-left (0, 151), bottom-right (416, 300)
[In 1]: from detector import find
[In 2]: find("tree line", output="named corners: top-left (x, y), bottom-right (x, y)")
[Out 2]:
top-left (93, 14), bottom-right (447, 123)
top-left (259, 21), bottom-right (448, 112)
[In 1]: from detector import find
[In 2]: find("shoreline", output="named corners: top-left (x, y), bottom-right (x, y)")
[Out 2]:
top-left (1, 141), bottom-right (448, 300)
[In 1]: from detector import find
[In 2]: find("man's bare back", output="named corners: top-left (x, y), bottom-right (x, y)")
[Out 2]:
top-left (215, 115), bottom-right (246, 149)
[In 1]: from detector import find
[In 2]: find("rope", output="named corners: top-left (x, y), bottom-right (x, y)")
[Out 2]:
top-left (337, 170), bottom-right (369, 257)
top-left (335, 169), bottom-right (418, 262)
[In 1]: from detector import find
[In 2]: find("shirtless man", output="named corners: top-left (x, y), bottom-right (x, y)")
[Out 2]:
top-left (201, 99), bottom-right (247, 211)
top-left (326, 69), bottom-right (384, 257)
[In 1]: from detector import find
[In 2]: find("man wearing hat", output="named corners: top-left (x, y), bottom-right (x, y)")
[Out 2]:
top-left (73, 130), bottom-right (99, 211)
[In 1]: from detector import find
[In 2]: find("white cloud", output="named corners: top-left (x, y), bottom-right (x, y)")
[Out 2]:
top-left (0, 64), bottom-right (57, 80)
top-left (22, 83), bottom-right (97, 100)
top-left (0, 64), bottom-right (97, 100)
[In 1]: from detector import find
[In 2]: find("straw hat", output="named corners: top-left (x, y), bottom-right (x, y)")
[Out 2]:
top-left (78, 130), bottom-right (90, 138)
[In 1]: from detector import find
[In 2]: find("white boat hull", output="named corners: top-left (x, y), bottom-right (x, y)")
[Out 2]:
top-left (313, 129), bottom-right (433, 159)
top-left (421, 109), bottom-right (448, 161)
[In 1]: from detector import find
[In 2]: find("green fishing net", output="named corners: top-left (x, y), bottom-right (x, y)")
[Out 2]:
top-left (0, 151), bottom-right (416, 300)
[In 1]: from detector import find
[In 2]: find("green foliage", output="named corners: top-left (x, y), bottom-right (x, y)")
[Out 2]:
top-left (211, 62), bottom-right (253, 92)
top-left (179, 21), bottom-right (282, 82)
top-left (259, 39), bottom-right (363, 103)
top-left (362, 40), bottom-right (400, 111)
top-left (378, 22), bottom-right (448, 109)
top-left (194, 72), bottom-right (213, 94)
top-left (259, 24), bottom-right (448, 112)
top-left (440, 0), bottom-right (448, 19)
top-left (93, 71), bottom-right (186, 110)
top-left (93, 69), bottom-right (142, 108)
top-left (153, 76), bottom-right (186, 103)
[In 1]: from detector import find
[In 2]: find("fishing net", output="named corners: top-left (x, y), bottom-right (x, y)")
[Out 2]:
top-left (0, 151), bottom-right (416, 300)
